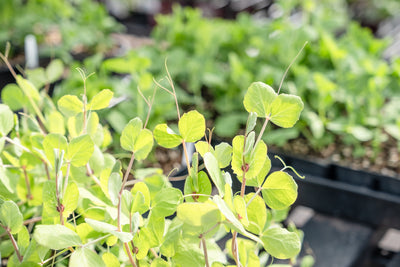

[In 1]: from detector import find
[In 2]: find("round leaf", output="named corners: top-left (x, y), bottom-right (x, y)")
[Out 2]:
top-left (66, 134), bottom-right (95, 167)
top-left (0, 201), bottom-right (23, 234)
top-left (177, 202), bottom-right (221, 234)
top-left (178, 110), bottom-right (205, 142)
top-left (243, 82), bottom-right (277, 118)
top-left (33, 224), bottom-right (82, 250)
top-left (88, 89), bottom-right (114, 111)
top-left (70, 248), bottom-right (106, 267)
top-left (270, 94), bottom-right (304, 128)
top-left (121, 118), bottom-right (154, 160)
top-left (152, 187), bottom-right (182, 217)
top-left (244, 193), bottom-right (267, 235)
top-left (57, 95), bottom-right (83, 117)
top-left (0, 104), bottom-right (14, 137)
top-left (261, 227), bottom-right (301, 259)
top-left (262, 171), bottom-right (298, 210)
top-left (43, 133), bottom-right (68, 169)
top-left (153, 124), bottom-right (182, 148)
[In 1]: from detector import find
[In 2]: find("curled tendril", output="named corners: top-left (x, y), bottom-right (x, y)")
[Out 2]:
top-left (274, 155), bottom-right (305, 179)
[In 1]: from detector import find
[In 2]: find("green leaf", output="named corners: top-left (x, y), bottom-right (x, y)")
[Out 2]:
top-left (66, 135), bottom-right (95, 167)
top-left (102, 252), bottom-right (120, 267)
top-left (0, 104), bottom-right (14, 136)
top-left (121, 118), bottom-right (154, 160)
top-left (153, 124), bottom-right (183, 148)
top-left (173, 239), bottom-right (205, 267)
top-left (42, 180), bottom-right (58, 217)
top-left (108, 173), bottom-right (122, 206)
top-left (244, 131), bottom-right (255, 156)
top-left (131, 182), bottom-right (150, 214)
top-left (177, 202), bottom-right (221, 235)
top-left (43, 133), bottom-right (69, 166)
top-left (246, 112), bottom-right (258, 135)
top-left (0, 201), bottom-right (23, 234)
top-left (88, 89), bottom-right (114, 110)
top-left (204, 152), bottom-right (225, 197)
top-left (178, 110), bottom-right (205, 142)
top-left (261, 227), bottom-right (301, 259)
top-left (244, 193), bottom-right (267, 235)
top-left (270, 94), bottom-right (304, 128)
top-left (16, 75), bottom-right (40, 102)
top-left (57, 95), bottom-right (83, 117)
top-left (45, 110), bottom-right (65, 135)
top-left (214, 143), bottom-right (232, 169)
top-left (85, 218), bottom-right (133, 242)
top-left (46, 59), bottom-right (64, 83)
top-left (160, 218), bottom-right (183, 257)
top-left (233, 195), bottom-right (249, 227)
top-left (232, 136), bottom-right (268, 181)
top-left (0, 164), bottom-right (15, 193)
top-left (70, 247), bottom-right (106, 267)
top-left (195, 141), bottom-right (212, 157)
top-left (243, 82), bottom-right (277, 118)
top-left (212, 195), bottom-right (261, 244)
top-left (34, 225), bottom-right (82, 250)
top-left (1, 84), bottom-right (26, 111)
top-left (151, 258), bottom-right (169, 267)
top-left (17, 226), bottom-right (30, 255)
top-left (262, 171), bottom-right (298, 210)
top-left (184, 171), bottom-right (212, 202)
top-left (152, 187), bottom-right (182, 217)
top-left (147, 213), bottom-right (165, 247)
top-left (62, 182), bottom-right (79, 217)
top-left (350, 125), bottom-right (373, 142)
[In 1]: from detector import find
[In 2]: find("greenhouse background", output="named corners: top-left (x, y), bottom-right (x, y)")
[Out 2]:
top-left (0, 0), bottom-right (400, 266)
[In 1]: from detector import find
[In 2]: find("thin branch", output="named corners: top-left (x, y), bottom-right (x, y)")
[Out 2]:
top-left (152, 78), bottom-right (173, 96)
top-left (0, 50), bottom-right (18, 78)
top-left (254, 118), bottom-right (270, 149)
top-left (4, 137), bottom-right (31, 153)
top-left (201, 237), bottom-right (210, 267)
top-left (137, 85), bottom-right (157, 129)
top-left (0, 224), bottom-right (23, 262)
top-left (118, 152), bottom-right (135, 231)
top-left (124, 242), bottom-right (137, 267)
top-left (277, 41), bottom-right (308, 94)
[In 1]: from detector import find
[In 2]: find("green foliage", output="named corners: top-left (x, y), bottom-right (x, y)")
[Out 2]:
top-left (0, 42), bottom-right (307, 265)
top-left (0, 0), bottom-right (123, 62)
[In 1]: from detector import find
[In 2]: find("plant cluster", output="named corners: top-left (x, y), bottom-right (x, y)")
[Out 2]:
top-left (0, 43), bottom-right (309, 266)
top-left (131, 1), bottom-right (400, 161)
top-left (0, 0), bottom-right (123, 63)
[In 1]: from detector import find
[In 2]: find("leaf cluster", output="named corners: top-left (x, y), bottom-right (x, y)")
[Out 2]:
top-left (0, 53), bottom-right (307, 266)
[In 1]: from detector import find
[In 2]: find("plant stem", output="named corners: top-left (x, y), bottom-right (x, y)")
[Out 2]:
top-left (0, 225), bottom-right (23, 262)
top-left (81, 234), bottom-right (111, 249)
top-left (201, 237), bottom-right (210, 267)
top-left (0, 52), bottom-right (18, 78)
top-left (254, 118), bottom-right (269, 149)
top-left (43, 161), bottom-right (51, 180)
top-left (22, 166), bottom-right (32, 200)
top-left (4, 137), bottom-right (31, 153)
top-left (62, 162), bottom-right (71, 198)
top-left (118, 152), bottom-right (135, 231)
top-left (124, 242), bottom-right (137, 267)
top-left (277, 41), bottom-right (308, 95)
top-left (182, 141), bottom-right (191, 175)
top-left (231, 231), bottom-right (241, 267)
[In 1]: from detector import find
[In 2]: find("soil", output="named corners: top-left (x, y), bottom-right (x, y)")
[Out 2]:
top-left (152, 146), bottom-right (183, 175)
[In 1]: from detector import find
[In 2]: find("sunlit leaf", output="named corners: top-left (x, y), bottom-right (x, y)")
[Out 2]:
top-left (261, 227), bottom-right (301, 259)
top-left (178, 110), bottom-right (205, 142)
top-left (262, 171), bottom-right (297, 210)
